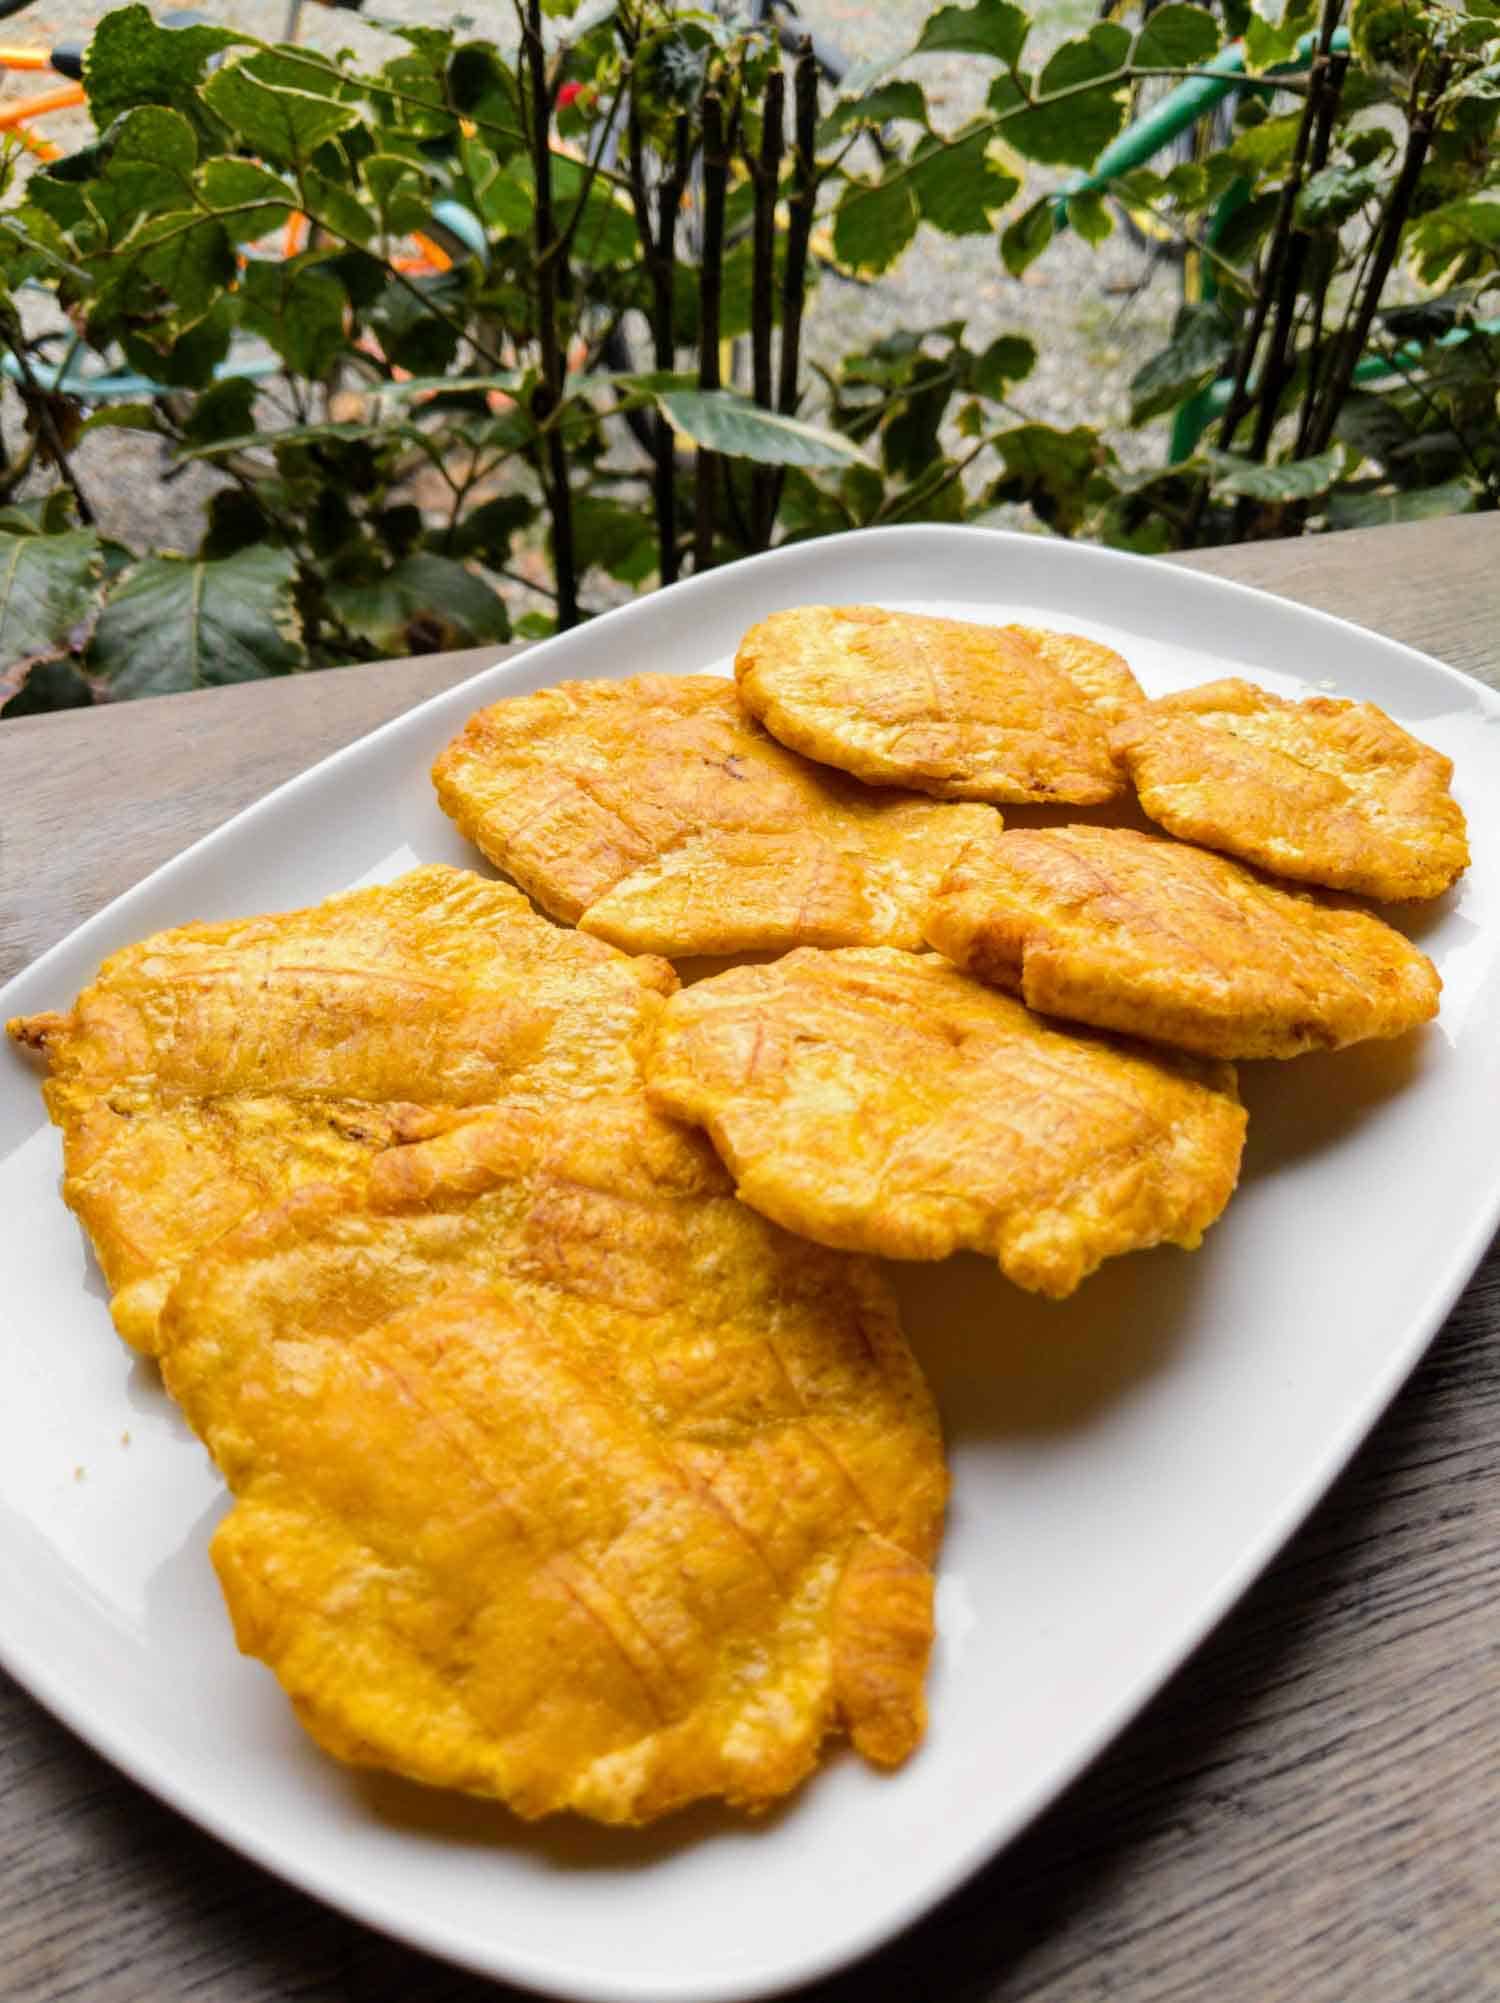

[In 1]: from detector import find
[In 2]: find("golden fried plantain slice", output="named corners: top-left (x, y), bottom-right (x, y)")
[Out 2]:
top-left (158, 1098), bottom-right (947, 1825)
top-left (1111, 678), bottom-right (1469, 901)
top-left (7, 866), bottom-right (674, 1353)
top-left (643, 947), bottom-right (1245, 1298)
top-left (431, 674), bottom-right (997, 955)
top-left (733, 605), bottom-right (1144, 803)
top-left (924, 824), bottom-right (1442, 1059)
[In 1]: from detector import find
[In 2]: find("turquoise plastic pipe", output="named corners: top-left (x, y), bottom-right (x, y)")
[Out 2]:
top-left (0, 348), bottom-right (282, 402)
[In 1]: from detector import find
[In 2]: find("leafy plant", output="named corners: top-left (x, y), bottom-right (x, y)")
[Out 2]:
top-left (1041, 0), bottom-right (1500, 544)
top-left (0, 0), bottom-right (1494, 712)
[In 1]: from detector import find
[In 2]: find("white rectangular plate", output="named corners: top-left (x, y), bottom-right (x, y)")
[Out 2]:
top-left (3, 526), bottom-right (1499, 2003)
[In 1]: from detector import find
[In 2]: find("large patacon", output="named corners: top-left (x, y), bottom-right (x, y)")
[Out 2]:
top-left (643, 946), bottom-right (1246, 1299)
top-left (735, 605), bottom-right (1144, 803)
top-left (431, 674), bottom-right (998, 955)
top-left (7, 866), bottom-right (676, 1352)
top-left (158, 1098), bottom-right (948, 1825)
top-left (925, 825), bottom-right (1442, 1059)
top-left (1111, 678), bottom-right (1470, 901)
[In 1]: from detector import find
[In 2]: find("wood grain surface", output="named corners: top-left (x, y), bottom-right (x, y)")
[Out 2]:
top-left (2, 516), bottom-right (1497, 2003)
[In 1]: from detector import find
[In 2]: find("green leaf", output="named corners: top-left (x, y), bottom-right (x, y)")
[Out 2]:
top-left (180, 375), bottom-right (258, 447)
top-left (1129, 301), bottom-right (1233, 423)
top-left (87, 106), bottom-right (201, 235)
top-left (910, 126), bottom-right (1020, 234)
top-left (973, 333), bottom-right (1037, 396)
top-left (1000, 195), bottom-right (1054, 275)
top-left (124, 208), bottom-right (237, 327)
top-left (0, 494), bottom-right (78, 537)
top-left (447, 44), bottom-right (525, 161)
top-left (1326, 479), bottom-right (1478, 529)
top-left (1350, 0), bottom-right (1431, 76)
top-left (1203, 445), bottom-right (1343, 501)
top-left (1346, 126), bottom-right (1398, 168)
top-left (1407, 196), bottom-right (1500, 284)
top-left (239, 259), bottom-right (346, 377)
top-left (445, 492), bottom-right (537, 566)
top-left (381, 371), bottom-right (530, 402)
top-left (369, 275), bottom-right (463, 375)
top-left (987, 422), bottom-right (1114, 534)
top-left (1244, 0), bottom-right (1315, 70)
top-left (659, 391), bottom-right (875, 469)
top-left (89, 546), bottom-right (305, 696)
top-left (197, 157), bottom-right (297, 239)
top-left (833, 174), bottom-right (920, 274)
top-left (83, 4), bottom-right (244, 130)
top-left (820, 80), bottom-right (929, 139)
top-left (1440, 60), bottom-right (1500, 110)
top-left (882, 363), bottom-right (957, 479)
top-left (202, 51), bottom-right (361, 168)
top-left (325, 554), bottom-right (510, 656)
top-left (1134, 3), bottom-right (1222, 70)
top-left (78, 402), bottom-right (159, 438)
top-left (914, 0), bottom-right (1030, 65)
top-left (0, 528), bottom-right (104, 670)
top-left (301, 170), bottom-right (377, 248)
top-left (461, 139), bottom-right (533, 235)
top-left (25, 171), bottom-right (89, 235)
top-left (178, 420), bottom-right (385, 462)
top-left (371, 51), bottom-right (459, 138)
top-left (1000, 30), bottom-right (1129, 167)
top-left (120, 298), bottom-right (234, 385)
top-left (549, 156), bottom-right (639, 265)
top-left (572, 496), bottom-right (657, 583)
top-left (364, 154), bottom-right (435, 239)
top-left (1295, 163), bottom-right (1387, 228)
top-left (1, 655), bottom-right (97, 718)
top-left (1230, 111), bottom-right (1303, 172)
top-left (1067, 188), bottom-right (1113, 244)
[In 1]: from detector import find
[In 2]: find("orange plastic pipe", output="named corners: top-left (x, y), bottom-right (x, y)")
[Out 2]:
top-left (0, 82), bottom-right (84, 127)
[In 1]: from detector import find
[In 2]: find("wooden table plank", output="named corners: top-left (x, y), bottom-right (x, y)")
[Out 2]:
top-left (2, 515), bottom-right (1497, 2003)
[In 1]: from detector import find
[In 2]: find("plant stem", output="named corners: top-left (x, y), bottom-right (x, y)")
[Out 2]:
top-left (548, 84), bottom-right (627, 271)
top-left (1214, 34), bottom-right (1327, 457)
top-left (624, 73), bottom-right (688, 585)
top-left (766, 38), bottom-right (820, 527)
top-left (0, 318), bottom-right (96, 525)
top-left (1375, 339), bottom-right (1500, 508)
top-left (1293, 234), bottom-right (1336, 457)
top-left (777, 39), bottom-right (819, 420)
top-left (1301, 56), bottom-right (1452, 458)
top-left (1102, 188), bottom-right (1256, 299)
top-left (524, 0), bottom-right (579, 627)
top-left (873, 432), bottom-right (992, 525)
top-left (694, 88), bottom-right (728, 573)
top-left (749, 64), bottom-right (785, 549)
top-left (1236, 13), bottom-right (1348, 535)
top-left (1244, 41), bottom-right (1346, 470)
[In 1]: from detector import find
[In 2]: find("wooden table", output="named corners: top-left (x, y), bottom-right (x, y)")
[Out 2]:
top-left (2, 516), bottom-right (1497, 2003)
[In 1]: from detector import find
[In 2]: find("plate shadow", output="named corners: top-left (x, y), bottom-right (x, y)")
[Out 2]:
top-left (891, 1240), bottom-right (1216, 1442)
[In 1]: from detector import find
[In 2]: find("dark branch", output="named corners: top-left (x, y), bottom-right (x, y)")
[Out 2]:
top-left (694, 88), bottom-right (728, 574)
top-left (524, 0), bottom-right (579, 627)
top-left (1301, 55), bottom-right (1452, 459)
top-left (749, 64), bottom-right (785, 549)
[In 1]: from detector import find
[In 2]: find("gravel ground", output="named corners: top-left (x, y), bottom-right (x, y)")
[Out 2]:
top-left (0, 0), bottom-right (1181, 558)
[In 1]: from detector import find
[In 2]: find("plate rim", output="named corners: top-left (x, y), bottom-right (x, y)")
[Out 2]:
top-left (2, 521), bottom-right (1497, 2003)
